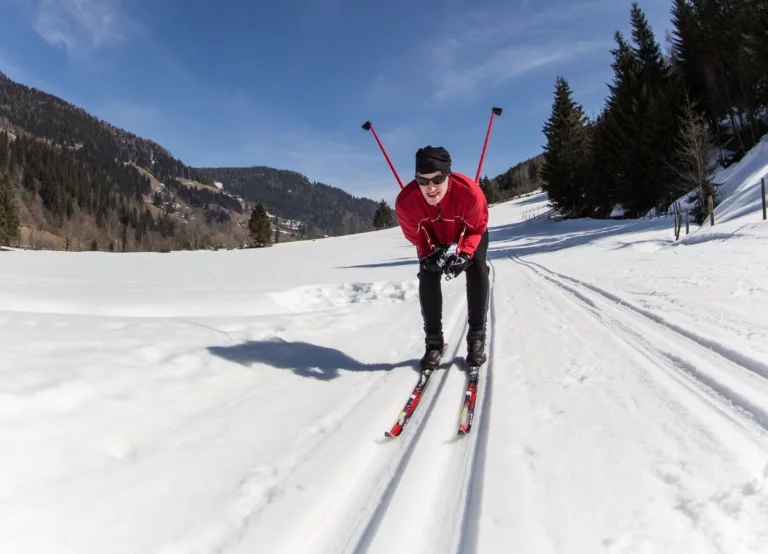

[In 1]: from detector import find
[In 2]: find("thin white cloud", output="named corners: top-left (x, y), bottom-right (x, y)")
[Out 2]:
top-left (373, 0), bottom-right (621, 105)
top-left (432, 40), bottom-right (608, 103)
top-left (428, 2), bottom-right (617, 103)
top-left (24, 0), bottom-right (136, 56)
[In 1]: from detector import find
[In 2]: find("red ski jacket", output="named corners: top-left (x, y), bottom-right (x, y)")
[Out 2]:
top-left (395, 172), bottom-right (489, 259)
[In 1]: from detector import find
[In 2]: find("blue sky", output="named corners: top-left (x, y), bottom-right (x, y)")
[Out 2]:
top-left (0, 0), bottom-right (675, 206)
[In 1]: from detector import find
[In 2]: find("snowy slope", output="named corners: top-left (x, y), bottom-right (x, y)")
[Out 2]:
top-left (710, 134), bottom-right (768, 225)
top-left (1, 142), bottom-right (768, 553)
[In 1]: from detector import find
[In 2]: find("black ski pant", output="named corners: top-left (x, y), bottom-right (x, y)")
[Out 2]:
top-left (418, 230), bottom-right (490, 342)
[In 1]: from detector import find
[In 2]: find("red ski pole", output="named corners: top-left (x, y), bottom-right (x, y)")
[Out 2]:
top-left (475, 107), bottom-right (503, 182)
top-left (362, 120), bottom-right (404, 189)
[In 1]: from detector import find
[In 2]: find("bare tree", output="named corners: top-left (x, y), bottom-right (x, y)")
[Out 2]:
top-left (183, 219), bottom-right (207, 250)
top-left (671, 93), bottom-right (718, 224)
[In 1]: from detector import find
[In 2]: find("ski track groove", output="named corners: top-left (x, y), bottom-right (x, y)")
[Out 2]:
top-left (348, 307), bottom-right (470, 554)
top-left (511, 255), bottom-right (768, 447)
top-left (455, 260), bottom-right (496, 554)
top-left (187, 368), bottom-right (398, 554)
top-left (509, 255), bottom-right (768, 552)
top-left (520, 258), bottom-right (768, 382)
top-left (204, 316), bottom-right (476, 554)
top-left (354, 263), bottom-right (497, 554)
top-left (238, 299), bottom-right (472, 554)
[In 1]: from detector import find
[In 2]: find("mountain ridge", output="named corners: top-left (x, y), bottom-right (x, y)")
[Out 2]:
top-left (0, 72), bottom-right (379, 250)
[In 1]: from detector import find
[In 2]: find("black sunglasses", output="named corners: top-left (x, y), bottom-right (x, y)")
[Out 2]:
top-left (416, 173), bottom-right (449, 186)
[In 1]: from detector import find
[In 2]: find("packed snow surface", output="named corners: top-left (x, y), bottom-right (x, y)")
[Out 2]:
top-left (2, 136), bottom-right (768, 553)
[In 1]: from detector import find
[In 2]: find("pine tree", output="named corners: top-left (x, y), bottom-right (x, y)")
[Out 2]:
top-left (671, 0), bottom-right (710, 120)
top-left (687, 0), bottom-right (759, 153)
top-left (372, 200), bottom-right (395, 229)
top-left (248, 204), bottom-right (272, 247)
top-left (478, 177), bottom-right (500, 204)
top-left (601, 32), bottom-right (642, 215)
top-left (630, 3), bottom-right (666, 86)
top-left (732, 0), bottom-right (768, 146)
top-left (584, 114), bottom-right (616, 217)
top-left (741, 0), bottom-right (768, 109)
top-left (599, 7), bottom-right (683, 218)
top-left (629, 2), bottom-right (682, 214)
top-left (0, 173), bottom-right (20, 246)
top-left (541, 76), bottom-right (592, 217)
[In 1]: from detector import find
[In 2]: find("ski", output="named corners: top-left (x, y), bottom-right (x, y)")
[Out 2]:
top-left (385, 344), bottom-right (447, 438)
top-left (458, 364), bottom-right (481, 435)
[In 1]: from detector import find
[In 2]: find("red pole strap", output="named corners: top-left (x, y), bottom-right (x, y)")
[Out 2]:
top-left (475, 107), bottom-right (503, 183)
top-left (362, 121), bottom-right (404, 189)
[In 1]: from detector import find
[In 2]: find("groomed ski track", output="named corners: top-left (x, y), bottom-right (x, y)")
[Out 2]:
top-left (352, 264), bottom-right (496, 554)
top-left (476, 254), bottom-right (768, 553)
top-left (166, 254), bottom-right (768, 554)
top-left (512, 256), bottom-right (768, 444)
top-left (228, 265), bottom-right (497, 554)
top-left (5, 222), bottom-right (768, 553)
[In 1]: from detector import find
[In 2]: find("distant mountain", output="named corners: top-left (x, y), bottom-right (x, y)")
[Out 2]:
top-left (0, 72), bottom-right (378, 251)
top-left (0, 72), bottom-right (208, 186)
top-left (195, 166), bottom-right (378, 237)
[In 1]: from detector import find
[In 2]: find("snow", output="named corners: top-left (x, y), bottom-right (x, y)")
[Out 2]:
top-left (2, 140), bottom-right (768, 554)
top-left (709, 134), bottom-right (768, 226)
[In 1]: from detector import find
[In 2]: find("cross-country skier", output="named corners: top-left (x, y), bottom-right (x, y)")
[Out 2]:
top-left (394, 145), bottom-right (490, 370)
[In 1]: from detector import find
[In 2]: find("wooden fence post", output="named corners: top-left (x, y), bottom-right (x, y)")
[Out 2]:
top-left (762, 177), bottom-right (766, 221)
top-left (674, 205), bottom-right (678, 239)
top-left (686, 209), bottom-right (689, 235)
top-left (709, 195), bottom-right (715, 226)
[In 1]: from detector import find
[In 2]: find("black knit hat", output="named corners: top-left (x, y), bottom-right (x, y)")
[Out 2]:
top-left (415, 146), bottom-right (451, 175)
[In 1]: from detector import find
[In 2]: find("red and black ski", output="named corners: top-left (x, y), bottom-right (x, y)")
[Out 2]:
top-left (385, 345), bottom-right (447, 438)
top-left (458, 365), bottom-right (481, 435)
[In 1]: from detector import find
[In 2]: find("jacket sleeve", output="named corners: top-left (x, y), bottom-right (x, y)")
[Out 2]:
top-left (456, 189), bottom-right (489, 257)
top-left (395, 196), bottom-right (432, 258)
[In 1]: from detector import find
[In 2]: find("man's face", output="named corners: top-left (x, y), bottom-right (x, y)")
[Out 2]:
top-left (416, 172), bottom-right (449, 206)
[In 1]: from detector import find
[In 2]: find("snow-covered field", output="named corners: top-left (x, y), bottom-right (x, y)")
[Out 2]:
top-left (2, 137), bottom-right (768, 554)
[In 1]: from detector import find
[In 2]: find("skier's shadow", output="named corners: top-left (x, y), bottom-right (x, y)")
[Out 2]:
top-left (208, 338), bottom-right (421, 381)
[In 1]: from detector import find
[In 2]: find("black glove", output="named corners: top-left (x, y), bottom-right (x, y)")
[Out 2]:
top-left (444, 253), bottom-right (472, 278)
top-left (420, 247), bottom-right (448, 272)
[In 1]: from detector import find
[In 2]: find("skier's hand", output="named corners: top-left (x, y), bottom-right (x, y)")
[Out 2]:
top-left (420, 247), bottom-right (448, 273)
top-left (443, 253), bottom-right (472, 279)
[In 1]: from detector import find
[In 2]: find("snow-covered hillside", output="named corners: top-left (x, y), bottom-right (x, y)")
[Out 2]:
top-left (1, 137), bottom-right (767, 554)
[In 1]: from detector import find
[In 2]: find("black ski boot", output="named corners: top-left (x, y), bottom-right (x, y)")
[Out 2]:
top-left (420, 334), bottom-right (445, 370)
top-left (466, 328), bottom-right (487, 367)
